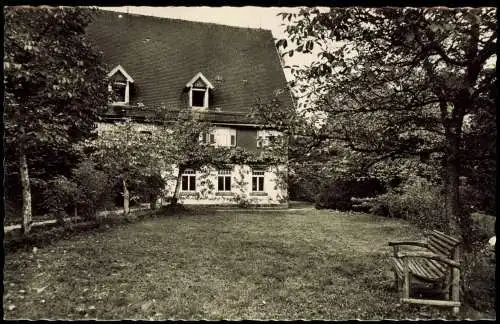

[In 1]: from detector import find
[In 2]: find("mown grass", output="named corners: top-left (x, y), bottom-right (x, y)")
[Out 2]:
top-left (3, 208), bottom-right (495, 320)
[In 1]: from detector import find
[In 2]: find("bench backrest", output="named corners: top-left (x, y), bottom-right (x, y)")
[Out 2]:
top-left (427, 230), bottom-right (461, 259)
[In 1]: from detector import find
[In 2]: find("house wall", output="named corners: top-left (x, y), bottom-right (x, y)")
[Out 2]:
top-left (97, 122), bottom-right (281, 150)
top-left (161, 164), bottom-right (288, 206)
top-left (96, 121), bottom-right (287, 206)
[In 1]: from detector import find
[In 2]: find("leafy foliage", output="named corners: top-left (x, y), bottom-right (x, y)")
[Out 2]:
top-left (262, 7), bottom-right (497, 236)
top-left (4, 6), bottom-right (109, 153)
top-left (42, 176), bottom-right (80, 223)
top-left (4, 6), bottom-right (110, 230)
top-left (367, 175), bottom-right (448, 231)
top-left (71, 159), bottom-right (115, 219)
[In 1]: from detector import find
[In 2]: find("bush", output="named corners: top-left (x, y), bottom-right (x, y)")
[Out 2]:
top-left (135, 173), bottom-right (166, 210)
top-left (72, 160), bottom-right (114, 219)
top-left (315, 177), bottom-right (386, 210)
top-left (368, 175), bottom-right (448, 231)
top-left (461, 241), bottom-right (496, 313)
top-left (42, 176), bottom-right (80, 223)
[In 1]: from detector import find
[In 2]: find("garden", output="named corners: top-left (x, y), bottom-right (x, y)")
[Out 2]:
top-left (3, 207), bottom-right (495, 320)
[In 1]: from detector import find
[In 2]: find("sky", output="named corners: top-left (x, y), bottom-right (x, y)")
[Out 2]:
top-left (101, 6), bottom-right (324, 81)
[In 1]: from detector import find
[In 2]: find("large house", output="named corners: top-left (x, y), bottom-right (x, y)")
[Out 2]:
top-left (86, 10), bottom-right (293, 206)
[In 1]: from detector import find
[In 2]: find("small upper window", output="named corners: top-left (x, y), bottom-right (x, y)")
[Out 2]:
top-left (186, 72), bottom-right (214, 109)
top-left (112, 82), bottom-right (127, 102)
top-left (192, 89), bottom-right (206, 107)
top-left (107, 65), bottom-right (134, 105)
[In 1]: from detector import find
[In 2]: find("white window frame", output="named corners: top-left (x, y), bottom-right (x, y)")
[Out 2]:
top-left (217, 169), bottom-right (232, 192)
top-left (186, 72), bottom-right (214, 109)
top-left (107, 65), bottom-right (134, 105)
top-left (199, 131), bottom-right (216, 145)
top-left (252, 170), bottom-right (265, 192)
top-left (181, 169), bottom-right (196, 192)
top-left (190, 87), bottom-right (209, 108)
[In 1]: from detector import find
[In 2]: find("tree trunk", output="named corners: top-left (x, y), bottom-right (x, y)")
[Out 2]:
top-left (444, 150), bottom-right (460, 236)
top-left (171, 167), bottom-right (184, 205)
top-left (444, 123), bottom-right (463, 237)
top-left (19, 150), bottom-right (32, 235)
top-left (123, 178), bottom-right (130, 215)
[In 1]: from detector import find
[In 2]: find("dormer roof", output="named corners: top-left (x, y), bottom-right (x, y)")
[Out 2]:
top-left (107, 65), bottom-right (135, 83)
top-left (186, 72), bottom-right (214, 89)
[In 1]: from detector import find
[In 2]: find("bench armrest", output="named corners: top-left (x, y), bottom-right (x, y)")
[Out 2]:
top-left (397, 251), bottom-right (460, 268)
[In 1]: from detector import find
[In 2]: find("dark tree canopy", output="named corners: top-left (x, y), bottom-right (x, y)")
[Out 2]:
top-left (260, 7), bottom-right (496, 235)
top-left (4, 6), bottom-right (109, 155)
top-left (4, 6), bottom-right (110, 232)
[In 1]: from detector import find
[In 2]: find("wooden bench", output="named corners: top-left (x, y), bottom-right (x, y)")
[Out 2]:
top-left (388, 230), bottom-right (462, 314)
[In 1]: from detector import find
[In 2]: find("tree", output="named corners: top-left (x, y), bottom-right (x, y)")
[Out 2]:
top-left (266, 7), bottom-right (496, 238)
top-left (89, 119), bottom-right (169, 215)
top-left (4, 6), bottom-right (109, 234)
top-left (165, 114), bottom-right (234, 205)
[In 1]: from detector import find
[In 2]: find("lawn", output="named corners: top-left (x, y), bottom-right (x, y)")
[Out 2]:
top-left (3, 208), bottom-right (495, 320)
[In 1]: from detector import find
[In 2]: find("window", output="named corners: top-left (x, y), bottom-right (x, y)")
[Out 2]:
top-left (230, 134), bottom-right (236, 147)
top-left (252, 170), bottom-right (265, 192)
top-left (186, 73), bottom-right (214, 109)
top-left (192, 89), bottom-right (206, 107)
top-left (107, 65), bottom-right (134, 105)
top-left (181, 169), bottom-right (196, 191)
top-left (112, 82), bottom-right (127, 102)
top-left (200, 132), bottom-right (215, 145)
top-left (218, 170), bottom-right (232, 191)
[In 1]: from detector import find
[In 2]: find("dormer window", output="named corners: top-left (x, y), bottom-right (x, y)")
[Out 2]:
top-left (107, 65), bottom-right (134, 105)
top-left (186, 72), bottom-right (214, 109)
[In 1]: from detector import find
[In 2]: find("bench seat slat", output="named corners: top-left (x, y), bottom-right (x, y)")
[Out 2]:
top-left (424, 259), bottom-right (446, 277)
top-left (390, 257), bottom-right (444, 282)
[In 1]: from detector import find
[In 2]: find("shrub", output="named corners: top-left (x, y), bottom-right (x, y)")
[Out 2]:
top-left (315, 177), bottom-right (386, 210)
top-left (368, 175), bottom-right (447, 231)
top-left (135, 173), bottom-right (166, 210)
top-left (72, 160), bottom-right (114, 219)
top-left (42, 175), bottom-right (80, 223)
top-left (461, 240), bottom-right (496, 313)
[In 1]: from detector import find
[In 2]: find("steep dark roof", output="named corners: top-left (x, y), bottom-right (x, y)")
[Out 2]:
top-left (87, 10), bottom-right (293, 121)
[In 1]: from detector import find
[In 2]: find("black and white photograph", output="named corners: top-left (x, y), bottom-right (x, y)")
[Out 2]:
top-left (3, 5), bottom-right (496, 320)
